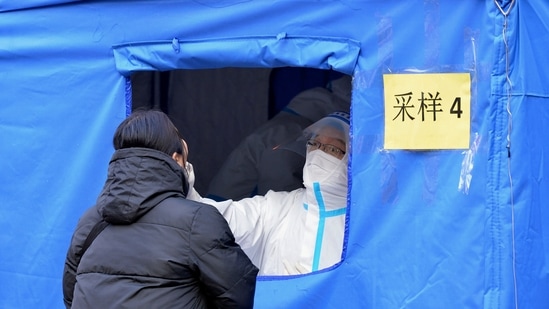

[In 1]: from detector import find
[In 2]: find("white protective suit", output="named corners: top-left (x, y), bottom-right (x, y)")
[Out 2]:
top-left (206, 75), bottom-right (351, 201)
top-left (188, 112), bottom-right (350, 275)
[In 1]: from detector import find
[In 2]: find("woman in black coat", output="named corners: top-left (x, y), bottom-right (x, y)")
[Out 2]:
top-left (63, 110), bottom-right (258, 308)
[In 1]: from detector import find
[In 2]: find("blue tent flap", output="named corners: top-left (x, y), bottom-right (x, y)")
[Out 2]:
top-left (113, 36), bottom-right (360, 75)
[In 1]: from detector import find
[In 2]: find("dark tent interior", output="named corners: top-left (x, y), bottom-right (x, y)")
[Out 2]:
top-left (131, 67), bottom-right (345, 194)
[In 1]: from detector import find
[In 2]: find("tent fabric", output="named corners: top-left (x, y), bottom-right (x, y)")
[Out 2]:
top-left (112, 36), bottom-right (360, 75)
top-left (1, 0), bottom-right (549, 308)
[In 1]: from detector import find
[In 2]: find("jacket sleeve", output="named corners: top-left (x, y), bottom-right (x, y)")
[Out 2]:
top-left (190, 204), bottom-right (259, 309)
top-left (62, 242), bottom-right (78, 309)
top-left (62, 207), bottom-right (101, 308)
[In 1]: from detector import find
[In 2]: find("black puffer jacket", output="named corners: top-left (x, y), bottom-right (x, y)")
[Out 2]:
top-left (63, 148), bottom-right (258, 308)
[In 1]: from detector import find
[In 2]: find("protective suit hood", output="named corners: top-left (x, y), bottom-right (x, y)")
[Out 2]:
top-left (302, 111), bottom-right (350, 212)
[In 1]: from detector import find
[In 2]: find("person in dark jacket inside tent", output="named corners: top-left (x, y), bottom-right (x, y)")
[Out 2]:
top-left (62, 110), bottom-right (258, 308)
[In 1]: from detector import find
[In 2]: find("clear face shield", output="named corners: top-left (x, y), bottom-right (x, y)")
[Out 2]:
top-left (275, 111), bottom-right (350, 162)
top-left (300, 112), bottom-right (350, 160)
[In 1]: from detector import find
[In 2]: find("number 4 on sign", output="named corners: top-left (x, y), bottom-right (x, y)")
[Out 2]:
top-left (450, 97), bottom-right (463, 118)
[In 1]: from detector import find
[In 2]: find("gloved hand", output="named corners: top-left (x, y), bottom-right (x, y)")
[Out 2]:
top-left (282, 259), bottom-right (309, 275)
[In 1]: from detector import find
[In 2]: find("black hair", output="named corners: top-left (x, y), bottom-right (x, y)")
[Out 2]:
top-left (113, 109), bottom-right (183, 156)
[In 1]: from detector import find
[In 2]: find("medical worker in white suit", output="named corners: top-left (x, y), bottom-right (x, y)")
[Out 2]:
top-left (187, 111), bottom-right (350, 275)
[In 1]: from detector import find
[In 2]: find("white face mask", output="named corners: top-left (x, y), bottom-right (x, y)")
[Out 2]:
top-left (184, 162), bottom-right (194, 186)
top-left (303, 149), bottom-right (343, 184)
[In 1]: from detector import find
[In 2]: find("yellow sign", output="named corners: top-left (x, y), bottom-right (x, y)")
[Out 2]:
top-left (383, 73), bottom-right (471, 149)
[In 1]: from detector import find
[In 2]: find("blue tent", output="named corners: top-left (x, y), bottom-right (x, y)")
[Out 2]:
top-left (1, 0), bottom-right (548, 308)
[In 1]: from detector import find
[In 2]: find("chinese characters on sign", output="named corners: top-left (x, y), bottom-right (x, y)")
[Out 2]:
top-left (383, 73), bottom-right (471, 149)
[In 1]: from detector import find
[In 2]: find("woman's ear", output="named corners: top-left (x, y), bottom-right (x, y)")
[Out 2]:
top-left (181, 139), bottom-right (188, 163)
top-left (172, 152), bottom-right (184, 168)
